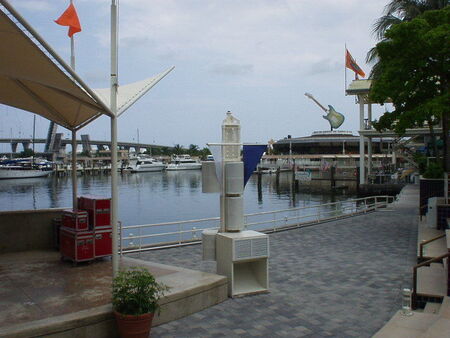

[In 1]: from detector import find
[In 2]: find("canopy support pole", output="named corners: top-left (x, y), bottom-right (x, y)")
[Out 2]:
top-left (71, 130), bottom-right (78, 210)
top-left (111, 0), bottom-right (119, 278)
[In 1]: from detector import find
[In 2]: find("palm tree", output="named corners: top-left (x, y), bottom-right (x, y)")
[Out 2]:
top-left (173, 144), bottom-right (184, 155)
top-left (367, 0), bottom-right (448, 78)
top-left (188, 144), bottom-right (199, 156)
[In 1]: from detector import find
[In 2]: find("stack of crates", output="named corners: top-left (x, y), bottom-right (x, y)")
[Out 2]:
top-left (59, 195), bottom-right (112, 264)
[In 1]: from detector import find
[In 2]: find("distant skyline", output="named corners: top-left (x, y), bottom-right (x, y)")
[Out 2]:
top-left (1, 0), bottom-right (392, 153)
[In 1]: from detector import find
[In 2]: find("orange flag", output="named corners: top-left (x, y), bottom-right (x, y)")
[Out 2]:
top-left (55, 3), bottom-right (82, 37)
top-left (345, 49), bottom-right (365, 78)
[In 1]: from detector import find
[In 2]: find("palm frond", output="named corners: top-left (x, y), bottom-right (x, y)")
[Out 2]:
top-left (372, 14), bottom-right (402, 40)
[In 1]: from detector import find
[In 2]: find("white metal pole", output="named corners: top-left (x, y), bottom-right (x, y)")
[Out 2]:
top-left (110, 0), bottom-right (119, 277)
top-left (367, 103), bottom-right (372, 178)
top-left (359, 95), bottom-right (365, 185)
top-left (70, 0), bottom-right (77, 210)
top-left (71, 130), bottom-right (78, 209)
top-left (70, 0), bottom-right (75, 70)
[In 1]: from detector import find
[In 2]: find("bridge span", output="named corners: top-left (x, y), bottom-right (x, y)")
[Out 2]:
top-left (0, 138), bottom-right (173, 154)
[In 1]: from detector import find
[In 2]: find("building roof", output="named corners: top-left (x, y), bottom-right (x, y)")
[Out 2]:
top-left (345, 79), bottom-right (372, 95)
top-left (275, 131), bottom-right (394, 145)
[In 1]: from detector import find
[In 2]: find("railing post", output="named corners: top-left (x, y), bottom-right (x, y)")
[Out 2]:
top-left (139, 226), bottom-right (142, 253)
top-left (412, 267), bottom-right (418, 309)
top-left (179, 223), bottom-right (182, 245)
top-left (119, 221), bottom-right (122, 256)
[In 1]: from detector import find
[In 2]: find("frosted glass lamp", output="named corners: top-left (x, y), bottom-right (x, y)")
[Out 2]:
top-left (222, 111), bottom-right (240, 162)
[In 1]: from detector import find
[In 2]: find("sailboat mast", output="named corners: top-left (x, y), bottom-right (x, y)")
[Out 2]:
top-left (32, 114), bottom-right (36, 164)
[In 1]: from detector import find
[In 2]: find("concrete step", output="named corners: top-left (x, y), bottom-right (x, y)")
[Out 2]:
top-left (373, 311), bottom-right (439, 338)
top-left (424, 302), bottom-right (441, 314)
top-left (417, 265), bottom-right (447, 297)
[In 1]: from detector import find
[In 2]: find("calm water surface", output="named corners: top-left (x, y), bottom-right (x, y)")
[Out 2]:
top-left (0, 171), bottom-right (355, 226)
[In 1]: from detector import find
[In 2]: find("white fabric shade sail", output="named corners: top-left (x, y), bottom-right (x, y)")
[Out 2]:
top-left (95, 66), bottom-right (174, 117)
top-left (0, 4), bottom-right (113, 131)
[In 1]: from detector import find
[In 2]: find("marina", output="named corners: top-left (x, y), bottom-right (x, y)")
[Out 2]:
top-left (0, 0), bottom-right (448, 337)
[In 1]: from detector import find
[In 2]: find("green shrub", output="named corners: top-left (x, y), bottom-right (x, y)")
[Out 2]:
top-left (112, 267), bottom-right (169, 316)
top-left (423, 162), bottom-right (444, 179)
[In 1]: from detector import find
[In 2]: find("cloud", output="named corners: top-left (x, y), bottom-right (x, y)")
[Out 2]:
top-left (303, 59), bottom-right (341, 76)
top-left (15, 1), bottom-right (52, 12)
top-left (209, 63), bottom-right (254, 76)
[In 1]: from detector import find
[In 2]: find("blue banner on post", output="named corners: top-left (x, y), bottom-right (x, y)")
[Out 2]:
top-left (243, 144), bottom-right (267, 187)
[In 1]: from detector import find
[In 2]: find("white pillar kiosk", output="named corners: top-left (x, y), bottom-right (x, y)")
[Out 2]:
top-left (203, 112), bottom-right (269, 297)
top-left (358, 95), bottom-right (366, 185)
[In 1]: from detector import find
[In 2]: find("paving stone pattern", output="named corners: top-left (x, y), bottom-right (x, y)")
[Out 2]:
top-left (132, 191), bottom-right (418, 337)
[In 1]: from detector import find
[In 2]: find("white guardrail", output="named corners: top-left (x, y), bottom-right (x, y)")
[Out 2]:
top-left (119, 195), bottom-right (395, 254)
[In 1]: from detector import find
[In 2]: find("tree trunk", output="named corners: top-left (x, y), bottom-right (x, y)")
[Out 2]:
top-left (442, 112), bottom-right (449, 172)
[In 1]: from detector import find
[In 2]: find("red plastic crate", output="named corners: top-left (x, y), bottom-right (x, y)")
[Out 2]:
top-left (62, 209), bottom-right (89, 231)
top-left (94, 227), bottom-right (112, 258)
top-left (79, 195), bottom-right (111, 228)
top-left (60, 228), bottom-right (94, 263)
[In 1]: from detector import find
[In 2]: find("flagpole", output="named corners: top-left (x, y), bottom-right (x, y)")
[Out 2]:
top-left (110, 0), bottom-right (119, 278)
top-left (69, 0), bottom-right (77, 211)
top-left (344, 43), bottom-right (347, 95)
top-left (70, 0), bottom-right (75, 70)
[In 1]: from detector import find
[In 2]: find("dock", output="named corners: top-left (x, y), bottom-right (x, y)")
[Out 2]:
top-left (2, 184), bottom-right (449, 337)
top-left (132, 185), bottom-right (421, 337)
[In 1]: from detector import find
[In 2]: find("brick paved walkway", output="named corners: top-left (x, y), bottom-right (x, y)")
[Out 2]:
top-left (131, 185), bottom-right (418, 337)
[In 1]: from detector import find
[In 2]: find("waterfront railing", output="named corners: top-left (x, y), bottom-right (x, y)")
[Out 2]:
top-left (119, 195), bottom-right (395, 254)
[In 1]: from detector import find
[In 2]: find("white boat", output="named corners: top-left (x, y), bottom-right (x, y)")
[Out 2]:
top-left (166, 155), bottom-right (202, 171)
top-left (0, 158), bottom-right (53, 179)
top-left (126, 156), bottom-right (165, 172)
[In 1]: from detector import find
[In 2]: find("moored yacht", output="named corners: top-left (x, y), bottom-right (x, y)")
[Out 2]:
top-left (0, 158), bottom-right (53, 179)
top-left (166, 154), bottom-right (202, 171)
top-left (126, 156), bottom-right (165, 172)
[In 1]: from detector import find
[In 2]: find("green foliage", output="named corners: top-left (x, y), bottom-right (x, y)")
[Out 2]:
top-left (112, 268), bottom-right (169, 316)
top-left (423, 161), bottom-right (444, 178)
top-left (413, 153), bottom-right (428, 174)
top-left (172, 144), bottom-right (185, 155)
top-left (18, 148), bottom-right (34, 158)
top-left (371, 7), bottom-right (450, 135)
top-left (80, 150), bottom-right (91, 157)
top-left (367, 0), bottom-right (448, 78)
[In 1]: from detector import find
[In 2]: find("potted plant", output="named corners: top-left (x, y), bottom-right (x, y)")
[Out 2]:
top-left (112, 267), bottom-right (168, 338)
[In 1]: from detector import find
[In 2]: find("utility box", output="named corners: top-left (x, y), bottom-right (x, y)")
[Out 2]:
top-left (216, 230), bottom-right (269, 297)
top-left (427, 197), bottom-right (446, 228)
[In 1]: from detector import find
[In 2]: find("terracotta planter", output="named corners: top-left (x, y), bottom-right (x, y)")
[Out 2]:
top-left (114, 311), bottom-right (155, 338)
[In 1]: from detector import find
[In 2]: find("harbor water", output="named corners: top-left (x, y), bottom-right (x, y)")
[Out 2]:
top-left (0, 171), bottom-right (357, 247)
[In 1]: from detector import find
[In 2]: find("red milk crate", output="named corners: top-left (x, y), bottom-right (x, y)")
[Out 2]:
top-left (79, 195), bottom-right (111, 228)
top-left (94, 227), bottom-right (112, 258)
top-left (60, 227), bottom-right (94, 263)
top-left (62, 209), bottom-right (89, 231)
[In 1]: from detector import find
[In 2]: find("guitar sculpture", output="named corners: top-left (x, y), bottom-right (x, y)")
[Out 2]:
top-left (304, 92), bottom-right (345, 130)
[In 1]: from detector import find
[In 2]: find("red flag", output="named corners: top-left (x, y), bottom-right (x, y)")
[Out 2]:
top-left (345, 49), bottom-right (365, 78)
top-left (55, 3), bottom-right (82, 37)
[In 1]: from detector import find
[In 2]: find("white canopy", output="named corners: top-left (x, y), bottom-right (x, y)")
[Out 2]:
top-left (95, 66), bottom-right (174, 116)
top-left (0, 3), bottom-right (113, 131)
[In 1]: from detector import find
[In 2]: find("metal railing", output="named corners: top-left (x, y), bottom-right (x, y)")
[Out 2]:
top-left (119, 195), bottom-right (395, 254)
top-left (419, 234), bottom-right (447, 260)
top-left (412, 252), bottom-right (450, 309)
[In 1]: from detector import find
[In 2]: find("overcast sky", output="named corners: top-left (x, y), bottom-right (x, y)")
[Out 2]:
top-left (1, 0), bottom-right (393, 152)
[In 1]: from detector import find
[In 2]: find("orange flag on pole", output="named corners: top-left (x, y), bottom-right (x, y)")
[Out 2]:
top-left (55, 3), bottom-right (82, 37)
top-left (345, 49), bottom-right (365, 78)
